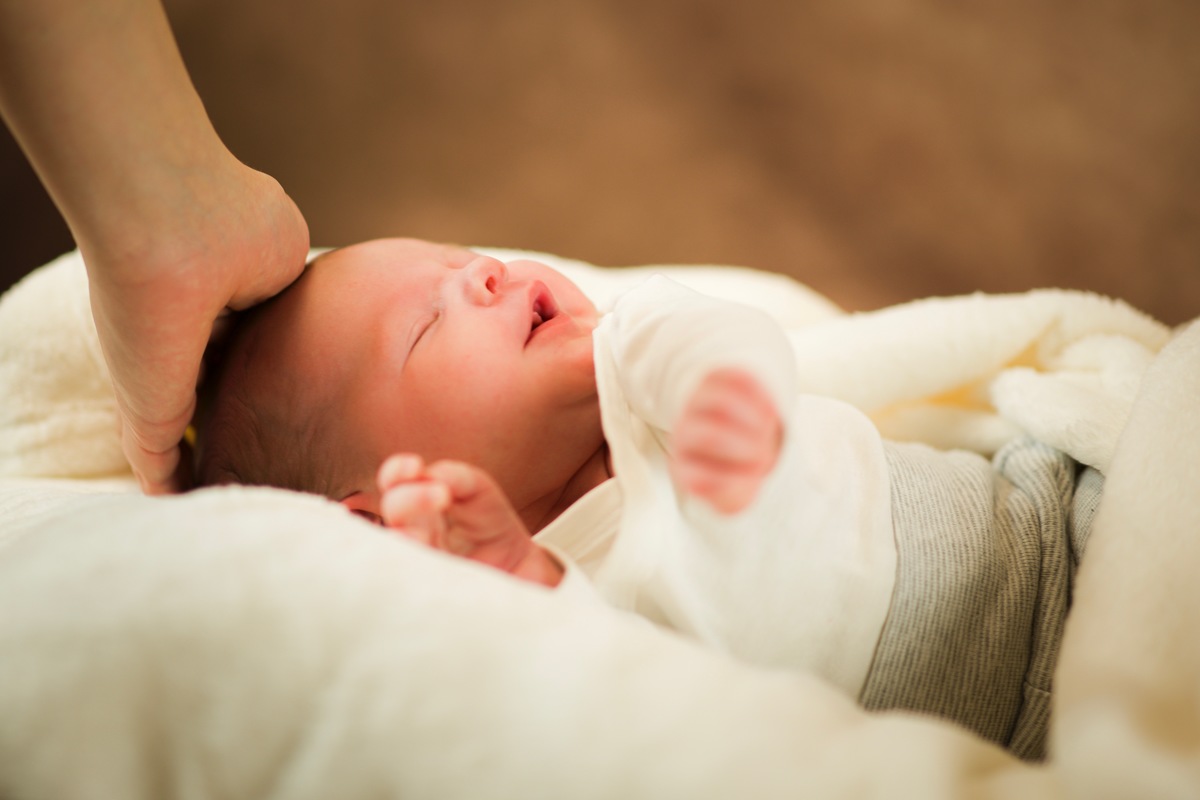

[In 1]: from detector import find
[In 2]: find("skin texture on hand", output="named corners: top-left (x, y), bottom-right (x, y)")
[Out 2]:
top-left (0, 0), bottom-right (310, 492)
top-left (670, 368), bottom-right (783, 514)
top-left (376, 454), bottom-right (565, 587)
top-left (83, 162), bottom-right (309, 493)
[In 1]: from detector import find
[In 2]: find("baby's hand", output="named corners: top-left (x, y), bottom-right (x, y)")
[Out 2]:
top-left (377, 454), bottom-right (563, 587)
top-left (670, 368), bottom-right (782, 514)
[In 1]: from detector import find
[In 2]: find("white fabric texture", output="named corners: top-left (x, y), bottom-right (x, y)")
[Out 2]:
top-left (1, 248), bottom-right (1197, 798)
top-left (0, 252), bottom-right (125, 478)
top-left (538, 275), bottom-right (895, 696)
top-left (786, 290), bottom-right (1169, 471)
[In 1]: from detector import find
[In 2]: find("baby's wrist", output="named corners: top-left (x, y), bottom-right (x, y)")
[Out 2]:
top-left (509, 545), bottom-right (565, 588)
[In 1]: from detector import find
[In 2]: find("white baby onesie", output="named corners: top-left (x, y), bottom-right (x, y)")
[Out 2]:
top-left (537, 276), bottom-right (896, 696)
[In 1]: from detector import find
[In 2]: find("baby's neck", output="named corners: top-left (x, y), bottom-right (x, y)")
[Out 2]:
top-left (521, 441), bottom-right (612, 534)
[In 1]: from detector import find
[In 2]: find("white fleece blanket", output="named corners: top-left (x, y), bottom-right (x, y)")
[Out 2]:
top-left (0, 250), bottom-right (1197, 798)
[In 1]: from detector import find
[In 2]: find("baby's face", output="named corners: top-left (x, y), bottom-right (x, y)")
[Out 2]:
top-left (259, 238), bottom-right (603, 516)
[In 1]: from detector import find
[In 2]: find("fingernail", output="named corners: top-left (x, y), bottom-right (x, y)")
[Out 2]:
top-left (382, 453), bottom-right (420, 478)
top-left (430, 482), bottom-right (451, 508)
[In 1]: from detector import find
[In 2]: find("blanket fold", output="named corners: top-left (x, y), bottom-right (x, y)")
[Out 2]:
top-left (786, 290), bottom-right (1171, 472)
top-left (0, 253), bottom-right (125, 478)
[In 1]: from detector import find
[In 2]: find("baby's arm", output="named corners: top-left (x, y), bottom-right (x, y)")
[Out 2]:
top-left (606, 275), bottom-right (795, 514)
top-left (377, 455), bottom-right (564, 587)
top-left (671, 368), bottom-right (782, 514)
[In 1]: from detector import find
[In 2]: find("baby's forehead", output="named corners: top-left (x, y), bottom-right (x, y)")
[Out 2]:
top-left (305, 238), bottom-right (492, 317)
top-left (279, 240), bottom-right (459, 367)
top-left (315, 238), bottom-right (478, 273)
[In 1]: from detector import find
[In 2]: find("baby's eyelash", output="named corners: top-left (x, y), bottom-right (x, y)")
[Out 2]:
top-left (414, 310), bottom-right (439, 345)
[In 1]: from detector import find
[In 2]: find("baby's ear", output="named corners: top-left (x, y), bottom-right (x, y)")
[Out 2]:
top-left (341, 491), bottom-right (382, 525)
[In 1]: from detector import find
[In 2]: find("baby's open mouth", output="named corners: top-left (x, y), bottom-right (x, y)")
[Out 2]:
top-left (527, 285), bottom-right (560, 343)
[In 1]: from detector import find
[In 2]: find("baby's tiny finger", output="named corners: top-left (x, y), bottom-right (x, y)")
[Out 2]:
top-left (426, 460), bottom-right (483, 501)
top-left (674, 417), bottom-right (765, 467)
top-left (670, 457), bottom-right (724, 497)
top-left (378, 453), bottom-right (425, 489)
top-left (670, 459), bottom-right (756, 515)
top-left (380, 481), bottom-right (451, 523)
top-left (685, 389), bottom-right (763, 434)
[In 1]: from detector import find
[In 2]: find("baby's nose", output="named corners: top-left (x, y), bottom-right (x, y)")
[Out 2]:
top-left (463, 256), bottom-right (508, 305)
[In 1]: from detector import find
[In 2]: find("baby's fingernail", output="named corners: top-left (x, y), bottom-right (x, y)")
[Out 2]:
top-left (430, 482), bottom-right (451, 507)
top-left (381, 453), bottom-right (420, 479)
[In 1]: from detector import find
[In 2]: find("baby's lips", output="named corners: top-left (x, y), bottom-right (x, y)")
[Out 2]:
top-left (532, 280), bottom-right (559, 318)
top-left (524, 280), bottom-right (560, 343)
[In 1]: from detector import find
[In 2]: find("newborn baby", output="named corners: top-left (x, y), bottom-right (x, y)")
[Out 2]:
top-left (198, 237), bottom-right (1100, 759)
top-left (199, 238), bottom-right (784, 585)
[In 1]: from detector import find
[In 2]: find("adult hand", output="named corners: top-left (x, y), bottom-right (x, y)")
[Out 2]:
top-left (0, 0), bottom-right (310, 492)
top-left (82, 158), bottom-right (309, 493)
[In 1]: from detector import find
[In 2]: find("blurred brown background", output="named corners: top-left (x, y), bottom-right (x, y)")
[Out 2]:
top-left (3, 0), bottom-right (1198, 322)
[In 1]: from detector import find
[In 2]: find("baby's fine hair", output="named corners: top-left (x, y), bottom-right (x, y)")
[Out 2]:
top-left (193, 299), bottom-right (333, 498)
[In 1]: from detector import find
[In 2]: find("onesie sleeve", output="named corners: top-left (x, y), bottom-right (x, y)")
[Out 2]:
top-left (538, 542), bottom-right (610, 606)
top-left (605, 275), bottom-right (797, 433)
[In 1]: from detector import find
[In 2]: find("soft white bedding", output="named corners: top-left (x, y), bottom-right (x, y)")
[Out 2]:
top-left (1, 250), bottom-right (1197, 798)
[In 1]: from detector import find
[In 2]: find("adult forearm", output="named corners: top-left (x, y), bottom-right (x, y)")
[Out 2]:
top-left (0, 0), bottom-right (308, 495)
top-left (0, 0), bottom-right (224, 248)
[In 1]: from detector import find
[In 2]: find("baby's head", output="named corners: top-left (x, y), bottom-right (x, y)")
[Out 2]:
top-left (196, 238), bottom-right (602, 520)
